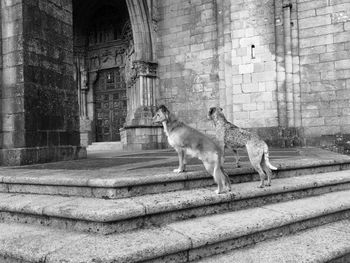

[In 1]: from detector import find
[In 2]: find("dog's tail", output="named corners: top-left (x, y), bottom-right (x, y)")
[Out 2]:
top-left (220, 166), bottom-right (232, 191)
top-left (263, 144), bottom-right (277, 170)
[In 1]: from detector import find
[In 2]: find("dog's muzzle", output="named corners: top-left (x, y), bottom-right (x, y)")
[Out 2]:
top-left (152, 116), bottom-right (160, 124)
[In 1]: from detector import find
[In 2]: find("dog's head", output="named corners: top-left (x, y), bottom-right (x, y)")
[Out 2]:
top-left (152, 105), bottom-right (170, 124)
top-left (208, 106), bottom-right (223, 122)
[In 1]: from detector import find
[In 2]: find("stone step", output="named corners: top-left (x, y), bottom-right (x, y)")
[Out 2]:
top-left (1, 157), bottom-right (350, 199)
top-left (195, 219), bottom-right (350, 263)
top-left (0, 171), bottom-right (349, 234)
top-left (1, 190), bottom-right (350, 263)
top-left (87, 142), bottom-right (123, 151)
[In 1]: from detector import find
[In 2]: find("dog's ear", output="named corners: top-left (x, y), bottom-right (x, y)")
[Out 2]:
top-left (208, 107), bottom-right (216, 116)
top-left (157, 105), bottom-right (169, 113)
top-left (157, 105), bottom-right (170, 119)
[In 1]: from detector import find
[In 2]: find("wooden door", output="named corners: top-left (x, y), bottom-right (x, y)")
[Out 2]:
top-left (95, 68), bottom-right (127, 141)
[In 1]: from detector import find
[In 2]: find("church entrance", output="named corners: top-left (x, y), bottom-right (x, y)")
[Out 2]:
top-left (73, 0), bottom-right (134, 144)
top-left (94, 68), bottom-right (127, 141)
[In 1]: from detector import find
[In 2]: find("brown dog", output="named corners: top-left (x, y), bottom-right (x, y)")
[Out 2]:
top-left (208, 107), bottom-right (277, 188)
top-left (153, 105), bottom-right (231, 194)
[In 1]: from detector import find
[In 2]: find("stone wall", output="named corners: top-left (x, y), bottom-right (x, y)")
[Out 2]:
top-left (298, 0), bottom-right (350, 147)
top-left (157, 0), bottom-right (350, 148)
top-left (0, 0), bottom-right (86, 165)
top-left (157, 0), bottom-right (219, 133)
top-left (0, 0), bottom-right (24, 152)
top-left (228, 0), bottom-right (278, 129)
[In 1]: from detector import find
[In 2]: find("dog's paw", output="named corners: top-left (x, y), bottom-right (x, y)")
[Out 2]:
top-left (257, 184), bottom-right (264, 188)
top-left (173, 168), bottom-right (185, 173)
top-left (215, 189), bottom-right (224, 195)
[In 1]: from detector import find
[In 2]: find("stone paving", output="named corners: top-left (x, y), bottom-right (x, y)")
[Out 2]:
top-left (0, 146), bottom-right (327, 171)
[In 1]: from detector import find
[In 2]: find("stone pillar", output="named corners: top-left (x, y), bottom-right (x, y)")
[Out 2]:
top-left (216, 0), bottom-right (233, 122)
top-left (0, 0), bottom-right (86, 165)
top-left (121, 60), bottom-right (166, 150)
top-left (274, 0), bottom-right (304, 146)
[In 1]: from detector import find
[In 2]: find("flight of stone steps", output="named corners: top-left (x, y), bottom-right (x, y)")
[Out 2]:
top-left (0, 150), bottom-right (350, 262)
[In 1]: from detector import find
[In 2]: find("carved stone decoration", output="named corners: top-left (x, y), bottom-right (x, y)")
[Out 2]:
top-left (81, 70), bottom-right (88, 90)
top-left (101, 49), bottom-right (113, 63)
top-left (150, 0), bottom-right (159, 32)
top-left (121, 20), bottom-right (133, 42)
top-left (90, 71), bottom-right (99, 85)
top-left (90, 53), bottom-right (101, 69)
top-left (126, 60), bottom-right (157, 88)
top-left (124, 44), bottom-right (136, 87)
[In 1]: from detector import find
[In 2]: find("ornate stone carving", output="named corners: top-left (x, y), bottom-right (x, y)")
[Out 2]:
top-left (121, 20), bottom-right (133, 42)
top-left (133, 60), bottom-right (157, 77)
top-left (126, 60), bottom-right (157, 87)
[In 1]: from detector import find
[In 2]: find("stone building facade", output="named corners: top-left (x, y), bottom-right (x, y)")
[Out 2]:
top-left (0, 0), bottom-right (349, 165)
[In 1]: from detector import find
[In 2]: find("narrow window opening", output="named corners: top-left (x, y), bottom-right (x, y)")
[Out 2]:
top-left (251, 45), bottom-right (256, 59)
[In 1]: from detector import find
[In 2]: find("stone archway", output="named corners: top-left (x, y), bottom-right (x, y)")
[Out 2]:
top-left (73, 0), bottom-right (165, 149)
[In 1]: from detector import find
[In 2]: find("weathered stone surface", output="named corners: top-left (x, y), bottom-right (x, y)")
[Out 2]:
top-left (197, 220), bottom-right (350, 263)
top-left (42, 196), bottom-right (146, 222)
top-left (0, 148), bottom-right (349, 200)
top-left (45, 227), bottom-right (191, 263)
top-left (0, 167), bottom-right (349, 235)
top-left (0, 0), bottom-right (85, 166)
top-left (263, 190), bottom-right (350, 219)
top-left (0, 223), bottom-right (88, 262)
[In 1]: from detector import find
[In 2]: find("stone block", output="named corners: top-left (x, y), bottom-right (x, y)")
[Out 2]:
top-left (298, 0), bottom-right (328, 11)
top-left (298, 9), bottom-right (316, 19)
top-left (316, 3), bottom-right (350, 16)
top-left (299, 34), bottom-right (334, 48)
top-left (299, 45), bottom-right (327, 56)
top-left (252, 71), bottom-right (275, 82)
top-left (335, 59), bottom-right (350, 69)
top-left (300, 54), bottom-right (320, 65)
top-left (303, 117), bottom-right (325, 127)
top-left (334, 31), bottom-right (350, 43)
top-left (320, 51), bottom-right (350, 62)
top-left (299, 24), bottom-right (343, 39)
top-left (239, 64), bottom-right (253, 74)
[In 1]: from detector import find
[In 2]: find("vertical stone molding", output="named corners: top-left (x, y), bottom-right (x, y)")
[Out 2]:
top-left (120, 0), bottom-right (165, 150)
top-left (126, 60), bottom-right (158, 125)
top-left (121, 60), bottom-right (165, 150)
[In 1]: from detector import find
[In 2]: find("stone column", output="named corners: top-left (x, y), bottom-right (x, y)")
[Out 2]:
top-left (0, 0), bottom-right (86, 165)
top-left (121, 60), bottom-right (166, 150)
top-left (274, 0), bottom-right (304, 146)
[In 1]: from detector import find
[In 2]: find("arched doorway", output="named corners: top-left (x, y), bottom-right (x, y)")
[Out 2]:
top-left (73, 0), bottom-right (165, 150)
top-left (73, 0), bottom-right (133, 144)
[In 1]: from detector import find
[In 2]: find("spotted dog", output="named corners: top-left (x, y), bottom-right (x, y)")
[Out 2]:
top-left (208, 107), bottom-right (277, 188)
top-left (153, 105), bottom-right (231, 194)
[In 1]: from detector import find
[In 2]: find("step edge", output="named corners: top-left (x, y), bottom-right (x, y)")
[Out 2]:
top-left (0, 178), bottom-right (349, 222)
top-left (1, 159), bottom-right (350, 188)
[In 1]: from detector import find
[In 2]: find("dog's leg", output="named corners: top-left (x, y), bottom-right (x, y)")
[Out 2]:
top-left (203, 160), bottom-right (224, 194)
top-left (246, 142), bottom-right (266, 188)
top-left (263, 143), bottom-right (278, 171)
top-left (261, 159), bottom-right (272, 187)
top-left (220, 166), bottom-right (232, 192)
top-left (213, 165), bottom-right (225, 194)
top-left (174, 148), bottom-right (186, 173)
top-left (252, 163), bottom-right (266, 188)
top-left (231, 147), bottom-right (241, 168)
